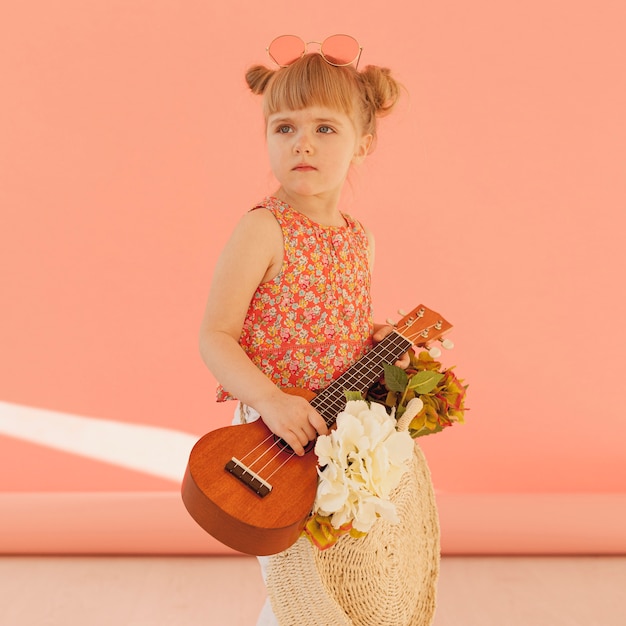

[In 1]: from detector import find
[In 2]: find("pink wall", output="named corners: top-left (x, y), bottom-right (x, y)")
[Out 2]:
top-left (1, 1), bottom-right (625, 552)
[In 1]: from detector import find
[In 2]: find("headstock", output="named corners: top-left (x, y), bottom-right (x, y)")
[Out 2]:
top-left (390, 304), bottom-right (454, 358)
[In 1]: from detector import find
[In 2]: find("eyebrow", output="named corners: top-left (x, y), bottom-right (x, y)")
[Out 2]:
top-left (315, 117), bottom-right (345, 127)
top-left (268, 115), bottom-right (345, 127)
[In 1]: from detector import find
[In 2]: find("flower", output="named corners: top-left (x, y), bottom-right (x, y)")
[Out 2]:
top-left (368, 349), bottom-right (468, 439)
top-left (303, 400), bottom-right (414, 549)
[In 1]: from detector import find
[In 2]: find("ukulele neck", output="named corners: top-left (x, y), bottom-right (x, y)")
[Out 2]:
top-left (310, 331), bottom-right (413, 426)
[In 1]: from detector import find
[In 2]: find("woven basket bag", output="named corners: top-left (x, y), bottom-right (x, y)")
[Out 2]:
top-left (265, 441), bottom-right (440, 626)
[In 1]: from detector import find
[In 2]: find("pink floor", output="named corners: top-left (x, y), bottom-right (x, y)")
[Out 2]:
top-left (1, 555), bottom-right (624, 625)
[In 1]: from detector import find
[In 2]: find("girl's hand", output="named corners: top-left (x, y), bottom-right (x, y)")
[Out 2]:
top-left (256, 390), bottom-right (329, 457)
top-left (372, 324), bottom-right (411, 369)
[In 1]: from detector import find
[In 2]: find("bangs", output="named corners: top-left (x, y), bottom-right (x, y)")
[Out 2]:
top-left (262, 54), bottom-right (358, 120)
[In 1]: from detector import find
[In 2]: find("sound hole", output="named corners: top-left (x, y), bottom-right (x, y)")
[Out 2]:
top-left (273, 435), bottom-right (316, 454)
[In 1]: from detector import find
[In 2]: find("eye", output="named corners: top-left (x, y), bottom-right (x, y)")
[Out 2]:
top-left (276, 125), bottom-right (293, 134)
top-left (317, 126), bottom-right (335, 134)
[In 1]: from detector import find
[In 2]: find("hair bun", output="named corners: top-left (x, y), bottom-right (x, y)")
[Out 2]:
top-left (245, 65), bottom-right (276, 95)
top-left (360, 65), bottom-right (401, 117)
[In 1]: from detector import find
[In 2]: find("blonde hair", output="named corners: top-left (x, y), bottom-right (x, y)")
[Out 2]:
top-left (245, 53), bottom-right (400, 145)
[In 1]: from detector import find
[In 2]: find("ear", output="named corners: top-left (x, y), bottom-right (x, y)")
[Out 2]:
top-left (352, 133), bottom-right (373, 164)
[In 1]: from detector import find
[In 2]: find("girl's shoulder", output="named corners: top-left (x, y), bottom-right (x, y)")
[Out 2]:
top-left (229, 201), bottom-right (284, 246)
top-left (341, 212), bottom-right (371, 243)
top-left (251, 195), bottom-right (290, 215)
top-left (250, 196), bottom-right (317, 233)
top-left (248, 196), bottom-right (293, 227)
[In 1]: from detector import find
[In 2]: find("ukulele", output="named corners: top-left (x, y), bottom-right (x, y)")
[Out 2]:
top-left (181, 304), bottom-right (452, 555)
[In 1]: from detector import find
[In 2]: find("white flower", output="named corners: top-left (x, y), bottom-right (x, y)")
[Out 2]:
top-left (313, 400), bottom-right (413, 533)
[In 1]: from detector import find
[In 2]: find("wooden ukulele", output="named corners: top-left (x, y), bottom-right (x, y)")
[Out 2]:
top-left (181, 304), bottom-right (452, 555)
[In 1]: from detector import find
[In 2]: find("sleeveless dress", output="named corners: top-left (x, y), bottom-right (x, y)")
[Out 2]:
top-left (217, 196), bottom-right (374, 401)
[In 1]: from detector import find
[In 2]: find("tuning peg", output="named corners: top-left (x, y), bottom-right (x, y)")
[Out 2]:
top-left (386, 317), bottom-right (397, 327)
top-left (397, 308), bottom-right (408, 316)
top-left (428, 345), bottom-right (442, 359)
top-left (440, 338), bottom-right (454, 350)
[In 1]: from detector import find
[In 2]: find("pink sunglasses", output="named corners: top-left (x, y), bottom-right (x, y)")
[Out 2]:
top-left (267, 34), bottom-right (362, 70)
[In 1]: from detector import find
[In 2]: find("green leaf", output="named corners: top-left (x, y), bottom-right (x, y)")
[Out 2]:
top-left (407, 370), bottom-right (445, 394)
top-left (344, 390), bottom-right (365, 402)
top-left (383, 363), bottom-right (408, 392)
top-left (411, 423), bottom-right (445, 438)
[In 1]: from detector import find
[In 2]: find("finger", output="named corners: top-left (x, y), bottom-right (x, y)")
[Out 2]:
top-left (309, 411), bottom-right (329, 436)
top-left (286, 433), bottom-right (305, 456)
top-left (395, 353), bottom-right (411, 369)
top-left (302, 422), bottom-right (317, 442)
top-left (372, 325), bottom-right (393, 341)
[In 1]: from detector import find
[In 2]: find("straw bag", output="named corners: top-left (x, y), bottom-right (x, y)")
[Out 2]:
top-left (265, 443), bottom-right (440, 625)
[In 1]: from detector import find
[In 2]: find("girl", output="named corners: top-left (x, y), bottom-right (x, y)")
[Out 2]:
top-left (199, 36), bottom-right (409, 624)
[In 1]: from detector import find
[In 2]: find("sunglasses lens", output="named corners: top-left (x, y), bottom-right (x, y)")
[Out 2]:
top-left (321, 34), bottom-right (360, 65)
top-left (268, 35), bottom-right (305, 67)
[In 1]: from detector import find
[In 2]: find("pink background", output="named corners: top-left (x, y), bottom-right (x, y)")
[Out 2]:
top-left (1, 1), bottom-right (625, 553)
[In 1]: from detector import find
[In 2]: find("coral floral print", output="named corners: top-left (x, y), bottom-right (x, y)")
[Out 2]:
top-left (217, 197), bottom-right (374, 400)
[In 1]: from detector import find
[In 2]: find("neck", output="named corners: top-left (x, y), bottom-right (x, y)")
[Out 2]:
top-left (310, 330), bottom-right (413, 426)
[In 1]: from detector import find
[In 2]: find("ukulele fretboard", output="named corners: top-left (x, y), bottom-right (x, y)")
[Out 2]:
top-left (310, 332), bottom-right (413, 425)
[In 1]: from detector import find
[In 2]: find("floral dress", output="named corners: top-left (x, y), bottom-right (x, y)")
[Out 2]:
top-left (217, 196), bottom-right (373, 401)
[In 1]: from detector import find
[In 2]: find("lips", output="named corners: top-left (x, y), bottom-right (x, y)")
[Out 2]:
top-left (292, 163), bottom-right (316, 171)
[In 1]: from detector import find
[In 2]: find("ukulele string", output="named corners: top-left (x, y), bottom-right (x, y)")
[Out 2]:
top-left (312, 334), bottom-right (412, 423)
top-left (264, 449), bottom-right (297, 481)
top-left (238, 431), bottom-right (278, 465)
top-left (242, 436), bottom-right (300, 484)
top-left (236, 428), bottom-right (300, 483)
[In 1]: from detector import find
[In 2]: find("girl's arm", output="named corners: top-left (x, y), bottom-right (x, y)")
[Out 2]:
top-left (199, 209), bottom-right (328, 455)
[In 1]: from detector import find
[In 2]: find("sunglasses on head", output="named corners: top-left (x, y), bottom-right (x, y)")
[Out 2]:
top-left (267, 34), bottom-right (362, 70)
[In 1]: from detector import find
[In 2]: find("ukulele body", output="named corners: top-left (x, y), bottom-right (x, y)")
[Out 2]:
top-left (181, 387), bottom-right (319, 556)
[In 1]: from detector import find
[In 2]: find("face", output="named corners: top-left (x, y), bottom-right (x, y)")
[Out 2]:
top-left (265, 106), bottom-right (372, 206)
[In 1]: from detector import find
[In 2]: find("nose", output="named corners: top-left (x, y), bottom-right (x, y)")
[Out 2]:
top-left (293, 130), bottom-right (313, 155)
